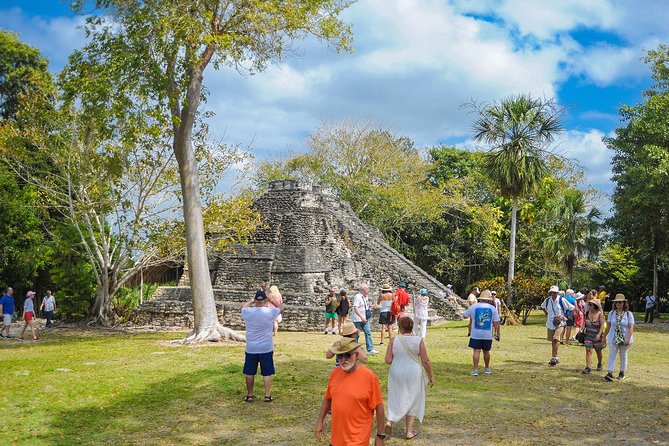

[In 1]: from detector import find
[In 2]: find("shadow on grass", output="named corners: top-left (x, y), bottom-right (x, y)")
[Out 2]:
top-left (43, 359), bottom-right (338, 446)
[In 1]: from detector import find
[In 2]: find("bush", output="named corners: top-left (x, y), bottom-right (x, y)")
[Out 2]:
top-left (113, 284), bottom-right (159, 322)
top-left (473, 274), bottom-right (551, 324)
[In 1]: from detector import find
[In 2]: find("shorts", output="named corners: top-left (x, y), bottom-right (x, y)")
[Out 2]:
top-left (24, 311), bottom-right (34, 322)
top-left (378, 312), bottom-right (395, 325)
top-left (468, 338), bottom-right (493, 350)
top-left (566, 317), bottom-right (575, 327)
top-left (547, 326), bottom-right (565, 341)
top-left (243, 351), bottom-right (275, 376)
top-left (3, 314), bottom-right (11, 326)
top-left (324, 312), bottom-right (337, 319)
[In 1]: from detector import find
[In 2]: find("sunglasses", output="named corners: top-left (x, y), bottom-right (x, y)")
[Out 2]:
top-left (615, 301), bottom-right (624, 304)
top-left (342, 351), bottom-right (357, 359)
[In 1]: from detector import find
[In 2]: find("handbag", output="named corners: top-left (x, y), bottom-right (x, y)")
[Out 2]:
top-left (575, 331), bottom-right (586, 344)
top-left (365, 309), bottom-right (372, 321)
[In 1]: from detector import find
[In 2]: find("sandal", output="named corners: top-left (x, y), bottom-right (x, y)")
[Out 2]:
top-left (244, 395), bottom-right (254, 403)
top-left (264, 395), bottom-right (273, 402)
top-left (406, 430), bottom-right (418, 440)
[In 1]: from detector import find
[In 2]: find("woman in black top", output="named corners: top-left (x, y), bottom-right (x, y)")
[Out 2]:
top-left (337, 290), bottom-right (350, 335)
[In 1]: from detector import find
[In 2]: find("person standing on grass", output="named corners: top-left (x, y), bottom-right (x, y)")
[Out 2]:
top-left (581, 298), bottom-right (606, 374)
top-left (377, 284), bottom-right (395, 345)
top-left (1, 287), bottom-right (15, 338)
top-left (463, 290), bottom-right (500, 376)
top-left (541, 285), bottom-right (574, 366)
top-left (466, 286), bottom-right (480, 337)
top-left (384, 316), bottom-right (434, 440)
top-left (40, 290), bottom-right (56, 328)
top-left (644, 291), bottom-right (657, 324)
top-left (604, 294), bottom-right (635, 381)
top-left (395, 281), bottom-right (410, 319)
top-left (18, 291), bottom-right (38, 341)
top-left (413, 288), bottom-right (429, 339)
top-left (573, 292), bottom-right (586, 340)
top-left (336, 290), bottom-right (350, 335)
top-left (268, 285), bottom-right (283, 336)
top-left (241, 290), bottom-right (284, 403)
top-left (316, 338), bottom-right (386, 446)
top-left (563, 289), bottom-right (577, 343)
top-left (352, 284), bottom-right (378, 355)
top-left (324, 287), bottom-right (339, 335)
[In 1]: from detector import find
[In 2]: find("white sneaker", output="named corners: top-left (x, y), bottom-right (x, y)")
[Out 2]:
top-left (470, 369), bottom-right (479, 376)
top-left (368, 349), bottom-right (379, 355)
top-left (484, 368), bottom-right (493, 375)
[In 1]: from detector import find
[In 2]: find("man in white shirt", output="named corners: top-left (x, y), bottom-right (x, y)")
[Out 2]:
top-left (541, 285), bottom-right (574, 366)
top-left (241, 290), bottom-right (284, 402)
top-left (644, 291), bottom-right (657, 324)
top-left (352, 284), bottom-right (378, 355)
top-left (40, 290), bottom-right (56, 328)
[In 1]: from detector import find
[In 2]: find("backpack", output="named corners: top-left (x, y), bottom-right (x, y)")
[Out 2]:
top-left (390, 298), bottom-right (401, 316)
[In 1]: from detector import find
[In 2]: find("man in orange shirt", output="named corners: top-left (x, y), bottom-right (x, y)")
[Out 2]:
top-left (316, 338), bottom-right (386, 446)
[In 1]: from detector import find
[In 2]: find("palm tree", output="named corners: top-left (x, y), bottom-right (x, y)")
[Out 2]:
top-left (470, 94), bottom-right (564, 304)
top-left (545, 189), bottom-right (602, 287)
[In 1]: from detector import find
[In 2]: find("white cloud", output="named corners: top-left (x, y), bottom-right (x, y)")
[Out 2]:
top-left (0, 8), bottom-right (86, 71)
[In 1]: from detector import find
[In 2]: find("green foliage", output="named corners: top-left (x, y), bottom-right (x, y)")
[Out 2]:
top-left (46, 223), bottom-right (96, 319)
top-left (592, 243), bottom-right (642, 301)
top-left (113, 283), bottom-right (159, 321)
top-left (0, 164), bottom-right (48, 290)
top-left (0, 30), bottom-right (53, 121)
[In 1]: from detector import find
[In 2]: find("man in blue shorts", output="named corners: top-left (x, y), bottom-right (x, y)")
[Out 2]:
top-left (463, 289), bottom-right (500, 376)
top-left (241, 289), bottom-right (284, 402)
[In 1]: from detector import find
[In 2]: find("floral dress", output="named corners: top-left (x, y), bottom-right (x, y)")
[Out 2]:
top-left (584, 314), bottom-right (605, 351)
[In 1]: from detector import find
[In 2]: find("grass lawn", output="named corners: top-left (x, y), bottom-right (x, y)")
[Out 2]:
top-left (1, 313), bottom-right (668, 445)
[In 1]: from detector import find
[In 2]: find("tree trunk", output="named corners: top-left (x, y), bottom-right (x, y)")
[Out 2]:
top-left (506, 197), bottom-right (518, 305)
top-left (89, 275), bottom-right (114, 326)
top-left (653, 250), bottom-right (660, 317)
top-left (173, 68), bottom-right (243, 343)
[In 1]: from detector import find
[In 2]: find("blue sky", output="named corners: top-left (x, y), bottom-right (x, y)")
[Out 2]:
top-left (2, 0), bottom-right (668, 211)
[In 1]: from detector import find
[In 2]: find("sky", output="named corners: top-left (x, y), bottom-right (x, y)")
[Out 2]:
top-left (2, 0), bottom-right (668, 212)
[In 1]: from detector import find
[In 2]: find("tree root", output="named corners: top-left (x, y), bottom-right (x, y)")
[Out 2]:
top-left (181, 323), bottom-right (246, 344)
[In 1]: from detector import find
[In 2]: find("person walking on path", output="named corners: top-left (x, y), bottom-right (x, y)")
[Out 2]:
top-left (352, 284), bottom-right (378, 355)
top-left (563, 289), bottom-right (577, 343)
top-left (644, 291), bottom-right (657, 324)
top-left (581, 298), bottom-right (606, 374)
top-left (40, 290), bottom-right (56, 328)
top-left (377, 284), bottom-right (395, 345)
top-left (573, 292), bottom-right (586, 340)
top-left (18, 291), bottom-right (38, 341)
top-left (541, 285), bottom-right (574, 366)
top-left (1, 287), bottom-right (15, 338)
top-left (315, 338), bottom-right (386, 446)
top-left (604, 294), bottom-right (635, 381)
top-left (384, 316), bottom-right (434, 440)
top-left (324, 287), bottom-right (339, 335)
top-left (241, 290), bottom-right (284, 402)
top-left (463, 290), bottom-right (500, 376)
top-left (336, 290), bottom-right (350, 335)
top-left (413, 288), bottom-right (429, 339)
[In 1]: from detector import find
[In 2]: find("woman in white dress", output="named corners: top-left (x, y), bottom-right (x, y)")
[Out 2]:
top-left (268, 285), bottom-right (283, 336)
top-left (384, 316), bottom-right (435, 440)
top-left (413, 288), bottom-right (429, 338)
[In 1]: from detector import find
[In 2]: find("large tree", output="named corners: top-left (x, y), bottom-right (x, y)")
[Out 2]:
top-left (469, 94), bottom-right (564, 303)
top-left (68, 0), bottom-right (353, 342)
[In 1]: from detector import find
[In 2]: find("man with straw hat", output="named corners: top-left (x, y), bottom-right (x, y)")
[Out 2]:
top-left (325, 322), bottom-right (368, 366)
top-left (316, 338), bottom-right (386, 446)
top-left (541, 285), bottom-right (574, 366)
top-left (463, 289), bottom-right (500, 376)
